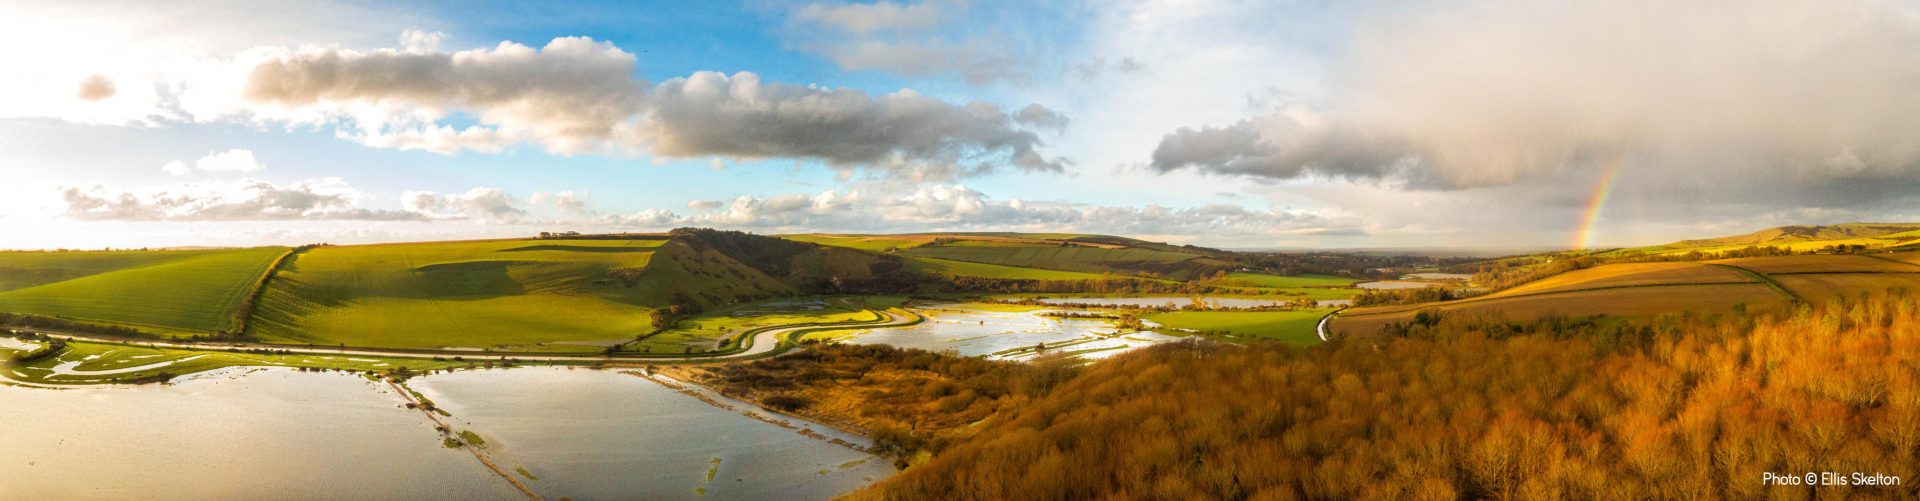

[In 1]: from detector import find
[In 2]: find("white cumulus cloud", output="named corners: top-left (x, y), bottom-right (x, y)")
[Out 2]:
top-left (161, 149), bottom-right (267, 176)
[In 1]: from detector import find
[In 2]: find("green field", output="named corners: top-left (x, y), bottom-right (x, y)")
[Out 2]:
top-left (250, 239), bottom-right (670, 352)
top-left (905, 257), bottom-right (1110, 280)
top-left (1225, 272), bottom-right (1358, 288)
top-left (1145, 309), bottom-right (1332, 345)
top-left (0, 247), bottom-right (287, 334)
top-left (779, 234), bottom-right (932, 252)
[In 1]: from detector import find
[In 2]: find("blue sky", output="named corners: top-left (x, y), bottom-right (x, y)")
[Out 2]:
top-left (4, 0), bottom-right (1918, 250)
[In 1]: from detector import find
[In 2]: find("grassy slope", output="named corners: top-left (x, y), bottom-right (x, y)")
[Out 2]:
top-left (787, 232), bottom-right (1233, 281)
top-left (1146, 309), bottom-right (1331, 345)
top-left (631, 238), bottom-right (793, 308)
top-left (779, 234), bottom-right (933, 252)
top-left (250, 239), bottom-right (671, 352)
top-left (0, 247), bottom-right (286, 334)
top-left (0, 250), bottom-right (231, 292)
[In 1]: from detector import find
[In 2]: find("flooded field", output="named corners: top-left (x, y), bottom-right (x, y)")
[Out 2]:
top-left (843, 303), bottom-right (1178, 360)
top-left (0, 369), bottom-right (519, 499)
top-left (411, 368), bottom-right (894, 500)
top-left (0, 366), bottom-right (893, 500)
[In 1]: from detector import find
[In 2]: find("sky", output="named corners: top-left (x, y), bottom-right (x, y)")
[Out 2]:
top-left (4, 0), bottom-right (1920, 250)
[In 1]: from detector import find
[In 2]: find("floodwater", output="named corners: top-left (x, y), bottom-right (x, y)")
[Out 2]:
top-left (843, 303), bottom-right (1176, 359)
top-left (0, 368), bottom-right (520, 499)
top-left (0, 366), bottom-right (895, 500)
top-left (410, 367), bottom-right (894, 501)
top-left (0, 336), bottom-right (35, 350)
top-left (51, 355), bottom-right (206, 376)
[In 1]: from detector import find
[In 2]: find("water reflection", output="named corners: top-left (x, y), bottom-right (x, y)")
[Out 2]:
top-left (843, 303), bottom-right (1178, 360)
top-left (0, 365), bottom-right (897, 500)
top-left (0, 368), bottom-right (518, 499)
top-left (410, 367), bottom-right (894, 500)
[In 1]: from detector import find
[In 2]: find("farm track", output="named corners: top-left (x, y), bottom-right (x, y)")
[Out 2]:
top-left (14, 309), bottom-right (921, 364)
top-left (1702, 263), bottom-right (1807, 303)
top-left (1315, 308), bottom-right (1344, 341)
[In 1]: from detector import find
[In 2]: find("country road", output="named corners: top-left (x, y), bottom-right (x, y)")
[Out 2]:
top-left (11, 309), bottom-right (920, 364)
top-left (1315, 308), bottom-right (1344, 342)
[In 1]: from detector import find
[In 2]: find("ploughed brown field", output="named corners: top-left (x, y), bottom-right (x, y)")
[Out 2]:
top-left (1709, 254), bottom-right (1920, 274)
top-left (1331, 253), bottom-right (1920, 336)
top-left (1332, 284), bottom-right (1790, 336)
top-left (1491, 261), bottom-right (1756, 297)
top-left (1775, 274), bottom-right (1920, 303)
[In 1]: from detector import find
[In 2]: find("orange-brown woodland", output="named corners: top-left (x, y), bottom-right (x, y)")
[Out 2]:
top-left (846, 291), bottom-right (1920, 500)
top-left (671, 343), bottom-right (1079, 465)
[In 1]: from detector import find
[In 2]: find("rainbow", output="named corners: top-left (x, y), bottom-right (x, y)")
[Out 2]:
top-left (1571, 161), bottom-right (1624, 250)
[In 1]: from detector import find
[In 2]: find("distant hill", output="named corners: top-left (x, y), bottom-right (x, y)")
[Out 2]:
top-left (1621, 222), bottom-right (1920, 256)
top-left (781, 232), bottom-right (1238, 281)
top-left (1673, 223), bottom-right (1920, 247)
top-left (1, 229), bottom-right (1375, 352)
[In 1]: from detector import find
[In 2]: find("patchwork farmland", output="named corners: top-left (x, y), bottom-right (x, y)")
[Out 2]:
top-left (1332, 253), bottom-right (1920, 336)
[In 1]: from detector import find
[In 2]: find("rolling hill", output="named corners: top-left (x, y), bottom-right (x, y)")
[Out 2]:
top-left (0, 247), bottom-right (287, 335)
top-left (245, 229), bottom-right (929, 352)
top-left (784, 232), bottom-right (1238, 281)
top-left (1620, 222), bottom-right (1920, 255)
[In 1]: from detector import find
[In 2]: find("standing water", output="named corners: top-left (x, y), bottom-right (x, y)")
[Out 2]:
top-left (0, 365), bottom-right (896, 500)
top-left (0, 368), bottom-right (519, 499)
top-left (409, 367), bottom-right (895, 500)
